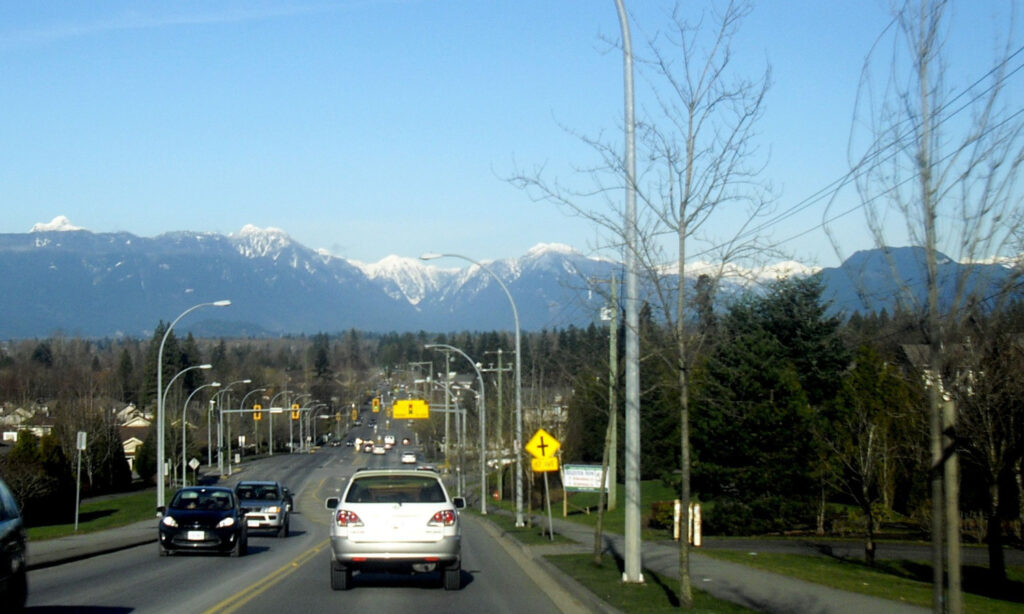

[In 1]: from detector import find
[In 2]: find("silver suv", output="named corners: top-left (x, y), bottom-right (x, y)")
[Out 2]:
top-left (235, 480), bottom-right (292, 537)
top-left (324, 468), bottom-right (465, 590)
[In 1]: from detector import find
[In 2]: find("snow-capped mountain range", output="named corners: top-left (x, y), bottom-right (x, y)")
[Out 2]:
top-left (0, 217), bottom-right (1018, 339)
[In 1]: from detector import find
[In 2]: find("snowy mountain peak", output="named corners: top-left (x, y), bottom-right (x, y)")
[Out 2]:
top-left (231, 224), bottom-right (293, 259)
top-left (356, 254), bottom-right (430, 279)
top-left (352, 254), bottom-right (445, 306)
top-left (31, 215), bottom-right (83, 233)
top-left (526, 242), bottom-right (577, 258)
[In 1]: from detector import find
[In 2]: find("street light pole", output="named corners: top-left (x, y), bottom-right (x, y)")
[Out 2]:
top-left (292, 393), bottom-right (311, 451)
top-left (159, 363), bottom-right (212, 503)
top-left (156, 299), bottom-right (230, 510)
top-left (240, 387), bottom-right (266, 454)
top-left (214, 379), bottom-right (251, 474)
top-left (182, 382), bottom-right (220, 487)
top-left (426, 343), bottom-right (487, 515)
top-left (420, 252), bottom-right (524, 526)
top-left (614, 0), bottom-right (643, 584)
top-left (268, 389), bottom-right (290, 457)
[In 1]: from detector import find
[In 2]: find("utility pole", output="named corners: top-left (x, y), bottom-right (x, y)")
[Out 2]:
top-left (483, 350), bottom-right (512, 500)
top-left (594, 275), bottom-right (620, 511)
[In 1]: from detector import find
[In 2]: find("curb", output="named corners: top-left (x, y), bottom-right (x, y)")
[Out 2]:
top-left (472, 513), bottom-right (624, 614)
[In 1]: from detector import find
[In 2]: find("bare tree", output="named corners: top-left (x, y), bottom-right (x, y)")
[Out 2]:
top-left (512, 1), bottom-right (775, 606)
top-left (833, 1), bottom-right (1024, 611)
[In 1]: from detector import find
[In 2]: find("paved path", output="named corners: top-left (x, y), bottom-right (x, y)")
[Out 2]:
top-left (528, 513), bottom-right (931, 614)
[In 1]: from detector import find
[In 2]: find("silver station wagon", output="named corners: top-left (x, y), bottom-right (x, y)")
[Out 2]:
top-left (324, 468), bottom-right (465, 590)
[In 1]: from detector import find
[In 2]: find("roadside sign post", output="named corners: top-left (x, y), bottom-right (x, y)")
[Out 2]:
top-left (74, 431), bottom-right (86, 531)
top-left (525, 429), bottom-right (560, 541)
top-left (188, 457), bottom-right (200, 486)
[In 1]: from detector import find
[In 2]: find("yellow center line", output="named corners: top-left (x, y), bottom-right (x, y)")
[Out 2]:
top-left (202, 539), bottom-right (330, 614)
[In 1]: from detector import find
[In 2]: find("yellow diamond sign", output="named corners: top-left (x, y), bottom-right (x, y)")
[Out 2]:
top-left (525, 428), bottom-right (560, 459)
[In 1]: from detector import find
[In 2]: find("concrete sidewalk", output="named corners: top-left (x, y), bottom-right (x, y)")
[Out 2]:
top-left (523, 513), bottom-right (931, 614)
top-left (27, 517), bottom-right (158, 570)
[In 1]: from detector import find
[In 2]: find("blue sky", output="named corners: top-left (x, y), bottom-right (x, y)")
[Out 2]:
top-left (1, 1), bottom-right (1020, 268)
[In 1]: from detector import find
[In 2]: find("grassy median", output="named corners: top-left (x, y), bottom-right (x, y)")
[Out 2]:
top-left (26, 490), bottom-right (156, 541)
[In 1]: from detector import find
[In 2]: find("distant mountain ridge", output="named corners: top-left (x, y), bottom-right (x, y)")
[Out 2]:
top-left (0, 220), bottom-right (1018, 338)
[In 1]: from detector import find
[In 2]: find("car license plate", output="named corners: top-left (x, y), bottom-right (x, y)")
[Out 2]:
top-left (247, 520), bottom-right (259, 528)
top-left (187, 530), bottom-right (205, 541)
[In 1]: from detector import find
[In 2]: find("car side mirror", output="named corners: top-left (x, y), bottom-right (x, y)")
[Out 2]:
top-left (325, 497), bottom-right (339, 510)
top-left (452, 497), bottom-right (466, 509)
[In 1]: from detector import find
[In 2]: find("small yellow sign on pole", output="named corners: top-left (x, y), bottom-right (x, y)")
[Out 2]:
top-left (531, 457), bottom-right (559, 472)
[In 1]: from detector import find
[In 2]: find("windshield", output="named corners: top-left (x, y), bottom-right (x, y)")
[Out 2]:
top-left (171, 490), bottom-right (233, 511)
top-left (345, 475), bottom-right (445, 504)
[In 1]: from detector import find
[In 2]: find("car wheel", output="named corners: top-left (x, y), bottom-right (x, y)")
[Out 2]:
top-left (230, 534), bottom-right (246, 557)
top-left (443, 565), bottom-right (461, 591)
top-left (278, 519), bottom-right (289, 538)
top-left (158, 543), bottom-right (171, 557)
top-left (330, 562), bottom-right (351, 590)
top-left (3, 569), bottom-right (27, 611)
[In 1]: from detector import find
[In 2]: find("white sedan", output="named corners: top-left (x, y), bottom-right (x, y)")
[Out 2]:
top-left (400, 451), bottom-right (417, 464)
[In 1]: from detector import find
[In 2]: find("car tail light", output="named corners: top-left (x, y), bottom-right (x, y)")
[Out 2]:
top-left (335, 509), bottom-right (363, 527)
top-left (429, 509), bottom-right (456, 527)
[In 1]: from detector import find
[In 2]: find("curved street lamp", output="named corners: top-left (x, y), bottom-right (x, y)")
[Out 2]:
top-left (214, 379), bottom-right (251, 472)
top-left (420, 252), bottom-right (523, 525)
top-left (290, 393), bottom-right (312, 451)
top-left (156, 299), bottom-right (230, 509)
top-left (426, 343), bottom-right (487, 515)
top-left (159, 363), bottom-right (212, 505)
top-left (181, 382), bottom-right (220, 486)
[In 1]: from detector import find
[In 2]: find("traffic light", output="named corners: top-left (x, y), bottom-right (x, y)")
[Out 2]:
top-left (253, 403), bottom-right (262, 421)
top-left (291, 409), bottom-right (300, 420)
top-left (372, 397), bottom-right (380, 412)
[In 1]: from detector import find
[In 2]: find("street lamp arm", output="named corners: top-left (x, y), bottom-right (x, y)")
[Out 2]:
top-left (156, 300), bottom-right (230, 509)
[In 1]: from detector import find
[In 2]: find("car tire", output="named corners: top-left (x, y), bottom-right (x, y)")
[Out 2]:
top-left (230, 533), bottom-right (246, 557)
top-left (443, 565), bottom-right (461, 591)
top-left (278, 519), bottom-right (289, 538)
top-left (158, 543), bottom-right (171, 557)
top-left (330, 562), bottom-right (351, 590)
top-left (3, 569), bottom-right (27, 611)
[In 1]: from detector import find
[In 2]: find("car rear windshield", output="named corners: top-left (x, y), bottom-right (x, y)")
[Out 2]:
top-left (345, 475), bottom-right (445, 504)
top-left (236, 485), bottom-right (279, 500)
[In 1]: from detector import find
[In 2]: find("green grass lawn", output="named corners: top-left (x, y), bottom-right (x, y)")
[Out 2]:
top-left (701, 550), bottom-right (1024, 614)
top-left (546, 553), bottom-right (758, 613)
top-left (26, 490), bottom-right (157, 541)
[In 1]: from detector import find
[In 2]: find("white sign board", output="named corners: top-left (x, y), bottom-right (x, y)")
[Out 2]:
top-left (76, 431), bottom-right (87, 451)
top-left (562, 464), bottom-right (609, 493)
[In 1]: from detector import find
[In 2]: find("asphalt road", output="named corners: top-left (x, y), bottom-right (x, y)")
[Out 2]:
top-left (25, 429), bottom-right (576, 614)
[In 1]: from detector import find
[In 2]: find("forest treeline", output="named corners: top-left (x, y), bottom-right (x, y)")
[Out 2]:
top-left (1, 276), bottom-right (1022, 572)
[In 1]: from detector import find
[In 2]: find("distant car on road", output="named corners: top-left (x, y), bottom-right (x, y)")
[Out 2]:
top-left (324, 468), bottom-right (465, 590)
top-left (0, 478), bottom-right (27, 610)
top-left (400, 451), bottom-right (417, 464)
top-left (159, 486), bottom-right (247, 556)
top-left (234, 480), bottom-right (292, 537)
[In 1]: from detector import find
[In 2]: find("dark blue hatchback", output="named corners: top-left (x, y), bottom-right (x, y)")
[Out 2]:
top-left (0, 478), bottom-right (27, 610)
top-left (158, 486), bottom-right (248, 556)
